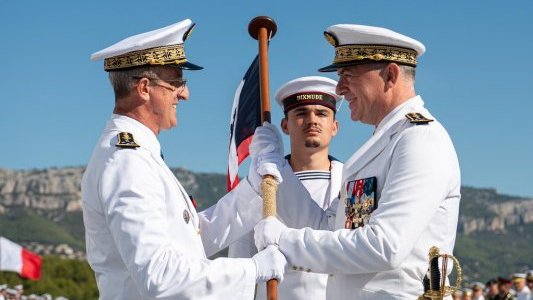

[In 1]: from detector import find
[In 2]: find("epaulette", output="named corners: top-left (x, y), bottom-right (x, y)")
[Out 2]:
top-left (405, 112), bottom-right (434, 125)
top-left (115, 132), bottom-right (140, 148)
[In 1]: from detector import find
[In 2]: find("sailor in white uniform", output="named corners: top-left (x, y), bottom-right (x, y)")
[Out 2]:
top-left (512, 273), bottom-right (531, 300)
top-left (82, 19), bottom-right (287, 300)
top-left (229, 76), bottom-right (343, 299)
top-left (254, 24), bottom-right (461, 299)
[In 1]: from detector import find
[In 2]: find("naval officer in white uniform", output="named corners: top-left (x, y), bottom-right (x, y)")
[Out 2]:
top-left (229, 76), bottom-right (343, 299)
top-left (254, 24), bottom-right (461, 299)
top-left (82, 19), bottom-right (286, 300)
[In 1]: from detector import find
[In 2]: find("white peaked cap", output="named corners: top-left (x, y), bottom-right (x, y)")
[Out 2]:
top-left (274, 76), bottom-right (341, 113)
top-left (319, 24), bottom-right (425, 72)
top-left (91, 19), bottom-right (202, 71)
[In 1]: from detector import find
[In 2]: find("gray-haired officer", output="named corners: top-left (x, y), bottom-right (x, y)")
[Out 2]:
top-left (472, 282), bottom-right (486, 300)
top-left (229, 76), bottom-right (343, 299)
top-left (254, 24), bottom-right (461, 299)
top-left (512, 273), bottom-right (531, 300)
top-left (83, 19), bottom-right (286, 299)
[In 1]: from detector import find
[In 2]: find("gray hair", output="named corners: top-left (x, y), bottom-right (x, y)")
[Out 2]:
top-left (370, 62), bottom-right (416, 83)
top-left (399, 65), bottom-right (416, 82)
top-left (108, 66), bottom-right (170, 99)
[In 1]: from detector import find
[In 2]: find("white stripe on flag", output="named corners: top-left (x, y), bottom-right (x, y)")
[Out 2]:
top-left (0, 236), bottom-right (23, 273)
top-left (228, 78), bottom-right (246, 188)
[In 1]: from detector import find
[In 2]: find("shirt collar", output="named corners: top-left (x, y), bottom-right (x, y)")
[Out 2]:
top-left (374, 95), bottom-right (424, 136)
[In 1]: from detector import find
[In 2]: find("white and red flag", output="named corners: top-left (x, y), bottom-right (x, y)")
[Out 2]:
top-left (0, 236), bottom-right (42, 280)
top-left (227, 55), bottom-right (262, 191)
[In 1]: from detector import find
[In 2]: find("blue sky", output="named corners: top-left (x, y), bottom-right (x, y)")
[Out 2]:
top-left (1, 1), bottom-right (532, 197)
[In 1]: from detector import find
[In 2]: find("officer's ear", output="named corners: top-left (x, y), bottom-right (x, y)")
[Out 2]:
top-left (280, 118), bottom-right (289, 135)
top-left (135, 77), bottom-right (151, 101)
top-left (383, 63), bottom-right (400, 89)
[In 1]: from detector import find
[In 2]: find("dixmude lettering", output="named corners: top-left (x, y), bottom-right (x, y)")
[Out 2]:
top-left (296, 94), bottom-right (324, 101)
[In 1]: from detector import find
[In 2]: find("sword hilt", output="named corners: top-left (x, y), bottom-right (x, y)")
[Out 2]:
top-left (419, 246), bottom-right (463, 300)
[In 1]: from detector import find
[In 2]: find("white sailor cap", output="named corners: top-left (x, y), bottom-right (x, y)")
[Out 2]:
top-left (274, 76), bottom-right (341, 114)
top-left (14, 284), bottom-right (23, 290)
top-left (319, 24), bottom-right (425, 72)
top-left (42, 293), bottom-right (53, 300)
top-left (91, 19), bottom-right (202, 71)
top-left (472, 282), bottom-right (485, 290)
top-left (5, 288), bottom-right (18, 295)
top-left (512, 273), bottom-right (527, 281)
top-left (0, 284), bottom-right (7, 290)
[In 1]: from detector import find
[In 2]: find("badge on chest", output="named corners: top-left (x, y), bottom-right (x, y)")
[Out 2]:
top-left (344, 177), bottom-right (377, 229)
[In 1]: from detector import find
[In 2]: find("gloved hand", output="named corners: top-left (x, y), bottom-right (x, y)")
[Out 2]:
top-left (254, 216), bottom-right (287, 251)
top-left (250, 122), bottom-right (284, 158)
top-left (252, 245), bottom-right (287, 282)
top-left (247, 123), bottom-right (285, 193)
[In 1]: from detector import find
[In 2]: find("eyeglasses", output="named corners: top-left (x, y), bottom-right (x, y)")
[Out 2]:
top-left (132, 76), bottom-right (187, 92)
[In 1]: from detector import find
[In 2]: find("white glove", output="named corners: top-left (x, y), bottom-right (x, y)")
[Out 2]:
top-left (252, 245), bottom-right (287, 282)
top-left (250, 122), bottom-right (284, 157)
top-left (254, 216), bottom-right (287, 251)
top-left (247, 123), bottom-right (285, 193)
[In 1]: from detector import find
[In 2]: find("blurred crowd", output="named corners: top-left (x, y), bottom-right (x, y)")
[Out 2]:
top-left (0, 284), bottom-right (68, 300)
top-left (453, 272), bottom-right (532, 300)
top-left (1, 271), bottom-right (531, 299)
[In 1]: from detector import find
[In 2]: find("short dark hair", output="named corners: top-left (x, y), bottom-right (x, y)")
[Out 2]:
top-left (486, 279), bottom-right (498, 286)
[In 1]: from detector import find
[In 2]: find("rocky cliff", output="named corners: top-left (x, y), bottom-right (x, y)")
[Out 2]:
top-left (1, 167), bottom-right (532, 235)
top-left (1, 166), bottom-right (532, 282)
top-left (459, 187), bottom-right (533, 234)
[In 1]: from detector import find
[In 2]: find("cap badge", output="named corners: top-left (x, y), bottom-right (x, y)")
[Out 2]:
top-left (323, 31), bottom-right (338, 47)
top-left (405, 112), bottom-right (434, 125)
top-left (116, 132), bottom-right (140, 148)
top-left (183, 209), bottom-right (190, 224)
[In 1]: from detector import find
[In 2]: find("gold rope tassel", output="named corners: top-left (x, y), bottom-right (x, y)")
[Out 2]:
top-left (261, 175), bottom-right (278, 217)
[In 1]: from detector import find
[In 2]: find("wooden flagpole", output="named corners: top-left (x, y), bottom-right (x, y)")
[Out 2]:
top-left (248, 16), bottom-right (278, 300)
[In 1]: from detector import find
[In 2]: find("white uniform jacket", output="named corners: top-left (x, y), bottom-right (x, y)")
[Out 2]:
top-left (516, 286), bottom-right (531, 300)
top-left (276, 96), bottom-right (461, 299)
top-left (229, 159), bottom-right (343, 300)
top-left (82, 114), bottom-right (262, 300)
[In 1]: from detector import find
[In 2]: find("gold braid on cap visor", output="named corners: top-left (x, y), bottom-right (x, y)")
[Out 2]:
top-left (104, 44), bottom-right (187, 71)
top-left (334, 44), bottom-right (417, 66)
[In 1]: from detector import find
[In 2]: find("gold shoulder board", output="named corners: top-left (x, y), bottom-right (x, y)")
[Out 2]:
top-left (116, 132), bottom-right (140, 148)
top-left (405, 112), bottom-right (434, 125)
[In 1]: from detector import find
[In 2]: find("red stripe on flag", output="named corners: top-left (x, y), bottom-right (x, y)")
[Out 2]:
top-left (21, 249), bottom-right (42, 280)
top-left (227, 170), bottom-right (240, 191)
top-left (237, 135), bottom-right (253, 165)
top-left (227, 135), bottom-right (254, 191)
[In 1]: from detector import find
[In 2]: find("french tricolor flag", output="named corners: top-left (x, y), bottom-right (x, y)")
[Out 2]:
top-left (0, 237), bottom-right (42, 280)
top-left (227, 55), bottom-right (261, 191)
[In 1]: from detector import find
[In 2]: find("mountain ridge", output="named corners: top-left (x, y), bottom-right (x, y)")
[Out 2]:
top-left (1, 166), bottom-right (531, 282)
